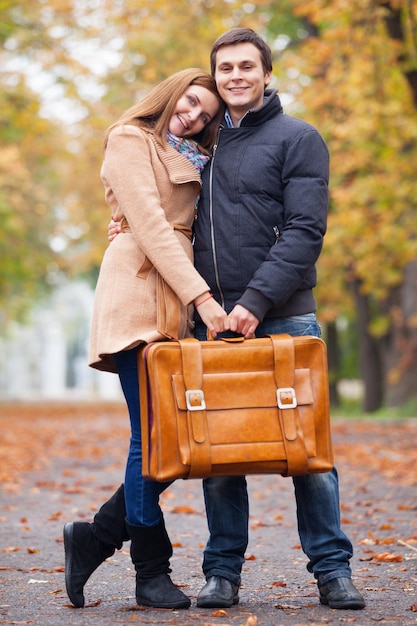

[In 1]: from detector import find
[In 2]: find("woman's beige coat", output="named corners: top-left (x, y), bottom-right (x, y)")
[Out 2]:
top-left (89, 124), bottom-right (210, 373)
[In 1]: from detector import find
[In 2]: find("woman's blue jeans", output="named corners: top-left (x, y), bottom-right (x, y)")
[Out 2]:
top-left (114, 347), bottom-right (172, 527)
top-left (195, 314), bottom-right (353, 586)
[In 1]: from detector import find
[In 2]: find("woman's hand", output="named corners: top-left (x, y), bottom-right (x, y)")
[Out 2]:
top-left (108, 218), bottom-right (121, 242)
top-left (194, 293), bottom-right (230, 339)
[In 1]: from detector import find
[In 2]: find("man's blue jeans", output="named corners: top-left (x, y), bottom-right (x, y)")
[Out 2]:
top-left (195, 314), bottom-right (353, 587)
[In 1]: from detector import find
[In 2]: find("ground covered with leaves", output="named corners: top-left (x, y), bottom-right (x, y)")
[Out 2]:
top-left (1, 402), bottom-right (416, 626)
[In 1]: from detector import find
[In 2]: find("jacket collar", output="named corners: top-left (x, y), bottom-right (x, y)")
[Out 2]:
top-left (224, 89), bottom-right (283, 128)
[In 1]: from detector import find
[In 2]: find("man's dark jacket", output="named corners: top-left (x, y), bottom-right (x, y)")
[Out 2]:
top-left (193, 89), bottom-right (329, 322)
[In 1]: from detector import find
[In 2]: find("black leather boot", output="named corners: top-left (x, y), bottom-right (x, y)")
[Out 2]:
top-left (197, 575), bottom-right (239, 608)
top-left (64, 484), bottom-right (129, 607)
top-left (319, 577), bottom-right (365, 609)
top-left (126, 517), bottom-right (191, 609)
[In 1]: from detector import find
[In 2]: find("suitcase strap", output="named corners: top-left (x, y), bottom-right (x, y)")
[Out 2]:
top-left (268, 335), bottom-right (309, 476)
top-left (180, 339), bottom-right (212, 478)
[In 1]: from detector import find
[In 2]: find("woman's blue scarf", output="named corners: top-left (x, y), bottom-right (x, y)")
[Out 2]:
top-left (167, 131), bottom-right (210, 174)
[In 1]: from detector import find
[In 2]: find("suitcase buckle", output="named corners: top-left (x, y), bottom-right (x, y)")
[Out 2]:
top-left (186, 389), bottom-right (206, 411)
top-left (276, 387), bottom-right (297, 409)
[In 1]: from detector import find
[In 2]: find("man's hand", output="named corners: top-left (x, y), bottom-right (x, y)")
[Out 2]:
top-left (227, 304), bottom-right (259, 339)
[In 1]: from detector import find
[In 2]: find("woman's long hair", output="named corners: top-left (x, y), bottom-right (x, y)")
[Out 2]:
top-left (104, 68), bottom-right (224, 153)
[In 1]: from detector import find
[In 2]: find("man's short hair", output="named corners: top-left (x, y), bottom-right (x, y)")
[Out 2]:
top-left (210, 28), bottom-right (273, 76)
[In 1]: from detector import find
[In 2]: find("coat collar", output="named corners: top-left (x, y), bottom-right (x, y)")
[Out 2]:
top-left (145, 128), bottom-right (203, 186)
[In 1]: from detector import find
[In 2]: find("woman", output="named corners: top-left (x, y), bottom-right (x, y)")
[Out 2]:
top-left (64, 69), bottom-right (229, 610)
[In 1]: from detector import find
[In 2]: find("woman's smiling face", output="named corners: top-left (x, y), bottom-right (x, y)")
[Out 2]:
top-left (168, 85), bottom-right (220, 138)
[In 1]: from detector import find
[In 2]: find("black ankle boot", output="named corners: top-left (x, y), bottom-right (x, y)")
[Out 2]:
top-left (126, 517), bottom-right (191, 609)
top-left (93, 484), bottom-right (130, 548)
top-left (64, 521), bottom-right (114, 607)
top-left (64, 484), bottom-right (129, 607)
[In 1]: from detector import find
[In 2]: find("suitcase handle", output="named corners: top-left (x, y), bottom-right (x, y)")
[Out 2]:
top-left (206, 330), bottom-right (245, 342)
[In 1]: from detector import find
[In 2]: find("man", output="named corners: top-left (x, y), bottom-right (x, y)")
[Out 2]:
top-left (64, 28), bottom-right (365, 611)
top-left (192, 27), bottom-right (364, 611)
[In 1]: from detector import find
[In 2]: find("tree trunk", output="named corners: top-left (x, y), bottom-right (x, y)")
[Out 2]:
top-left (350, 280), bottom-right (384, 412)
top-left (381, 1), bottom-right (417, 107)
top-left (383, 262), bottom-right (417, 407)
top-left (325, 321), bottom-right (340, 406)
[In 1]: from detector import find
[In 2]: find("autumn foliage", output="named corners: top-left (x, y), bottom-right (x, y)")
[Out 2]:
top-left (1, 0), bottom-right (417, 409)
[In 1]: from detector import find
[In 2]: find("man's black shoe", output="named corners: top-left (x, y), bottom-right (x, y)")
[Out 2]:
top-left (319, 577), bottom-right (365, 609)
top-left (197, 575), bottom-right (239, 608)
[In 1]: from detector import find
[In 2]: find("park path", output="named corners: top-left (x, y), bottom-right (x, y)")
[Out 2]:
top-left (1, 401), bottom-right (416, 625)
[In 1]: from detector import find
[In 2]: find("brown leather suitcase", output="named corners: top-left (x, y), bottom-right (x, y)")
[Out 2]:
top-left (139, 334), bottom-right (333, 480)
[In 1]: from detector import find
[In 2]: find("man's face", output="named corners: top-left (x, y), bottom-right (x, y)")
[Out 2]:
top-left (214, 42), bottom-right (271, 123)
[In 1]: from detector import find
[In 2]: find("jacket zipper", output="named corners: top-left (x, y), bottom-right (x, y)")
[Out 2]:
top-left (209, 129), bottom-right (225, 309)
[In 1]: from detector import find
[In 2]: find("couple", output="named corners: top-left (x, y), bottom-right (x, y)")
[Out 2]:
top-left (64, 28), bottom-right (365, 612)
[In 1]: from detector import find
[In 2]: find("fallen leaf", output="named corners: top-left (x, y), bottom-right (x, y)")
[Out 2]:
top-left (212, 609), bottom-right (228, 616)
top-left (251, 520), bottom-right (266, 528)
top-left (398, 539), bottom-right (417, 553)
top-left (359, 538), bottom-right (375, 545)
top-left (373, 552), bottom-right (403, 562)
top-left (47, 511), bottom-right (62, 521)
top-left (3, 546), bottom-right (22, 552)
top-left (377, 537), bottom-right (395, 545)
top-left (171, 505), bottom-right (196, 514)
top-left (85, 599), bottom-right (102, 607)
top-left (379, 523), bottom-right (394, 530)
